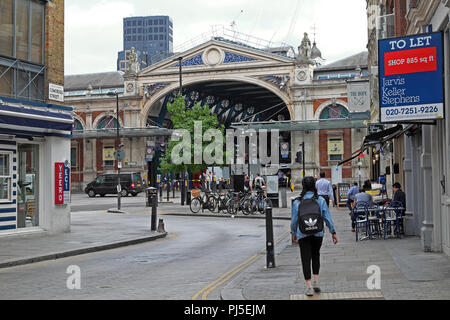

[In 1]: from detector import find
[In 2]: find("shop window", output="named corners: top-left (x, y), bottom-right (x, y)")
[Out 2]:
top-left (17, 144), bottom-right (39, 228)
top-left (0, 152), bottom-right (12, 202)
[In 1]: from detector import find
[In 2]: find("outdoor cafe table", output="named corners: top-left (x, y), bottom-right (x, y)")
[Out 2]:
top-left (354, 206), bottom-right (405, 240)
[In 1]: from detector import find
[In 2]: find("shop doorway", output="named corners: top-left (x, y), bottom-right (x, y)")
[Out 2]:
top-left (17, 144), bottom-right (39, 228)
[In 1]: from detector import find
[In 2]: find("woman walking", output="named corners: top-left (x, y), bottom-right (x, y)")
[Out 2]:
top-left (291, 176), bottom-right (338, 296)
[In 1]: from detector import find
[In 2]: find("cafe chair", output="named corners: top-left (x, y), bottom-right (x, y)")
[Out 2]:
top-left (367, 203), bottom-right (383, 238)
top-left (383, 201), bottom-right (404, 239)
top-left (353, 202), bottom-right (370, 241)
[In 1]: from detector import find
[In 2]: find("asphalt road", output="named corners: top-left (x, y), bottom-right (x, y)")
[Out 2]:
top-left (0, 214), bottom-right (291, 300)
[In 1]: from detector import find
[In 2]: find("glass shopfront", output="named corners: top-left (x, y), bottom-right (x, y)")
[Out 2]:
top-left (17, 144), bottom-right (39, 228)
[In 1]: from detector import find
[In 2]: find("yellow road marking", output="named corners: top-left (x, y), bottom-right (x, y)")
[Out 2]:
top-left (192, 230), bottom-right (291, 300)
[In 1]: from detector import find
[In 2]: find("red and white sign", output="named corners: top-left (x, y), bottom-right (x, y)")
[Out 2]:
top-left (55, 162), bottom-right (64, 205)
top-left (384, 46), bottom-right (437, 76)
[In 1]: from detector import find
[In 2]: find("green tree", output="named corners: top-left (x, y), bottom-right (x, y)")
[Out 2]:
top-left (159, 94), bottom-right (226, 175)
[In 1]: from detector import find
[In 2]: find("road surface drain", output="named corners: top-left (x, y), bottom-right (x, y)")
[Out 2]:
top-left (290, 291), bottom-right (384, 300)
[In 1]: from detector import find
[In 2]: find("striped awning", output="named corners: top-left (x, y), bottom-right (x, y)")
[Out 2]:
top-left (0, 103), bottom-right (73, 138)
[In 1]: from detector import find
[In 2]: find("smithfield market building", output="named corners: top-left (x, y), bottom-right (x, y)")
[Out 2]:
top-left (65, 27), bottom-right (373, 203)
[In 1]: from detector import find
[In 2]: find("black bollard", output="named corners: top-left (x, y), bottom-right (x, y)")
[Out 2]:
top-left (167, 178), bottom-right (170, 202)
top-left (151, 194), bottom-right (157, 231)
top-left (265, 205), bottom-right (276, 268)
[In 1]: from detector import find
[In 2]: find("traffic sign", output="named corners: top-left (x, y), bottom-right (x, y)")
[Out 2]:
top-left (114, 150), bottom-right (126, 161)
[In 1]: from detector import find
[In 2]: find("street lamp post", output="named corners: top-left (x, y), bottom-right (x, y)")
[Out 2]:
top-left (107, 90), bottom-right (122, 212)
top-left (176, 56), bottom-right (186, 206)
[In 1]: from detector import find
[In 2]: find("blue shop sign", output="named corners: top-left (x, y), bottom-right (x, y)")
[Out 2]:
top-left (378, 31), bottom-right (444, 123)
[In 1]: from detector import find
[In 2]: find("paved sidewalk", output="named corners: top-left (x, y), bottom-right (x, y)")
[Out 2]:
top-left (0, 210), bottom-right (167, 269)
top-left (221, 207), bottom-right (450, 300)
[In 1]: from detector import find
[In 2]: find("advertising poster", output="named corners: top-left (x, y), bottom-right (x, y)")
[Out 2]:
top-left (378, 32), bottom-right (444, 123)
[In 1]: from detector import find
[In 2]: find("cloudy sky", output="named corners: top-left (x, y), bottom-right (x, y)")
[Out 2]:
top-left (65, 0), bottom-right (368, 75)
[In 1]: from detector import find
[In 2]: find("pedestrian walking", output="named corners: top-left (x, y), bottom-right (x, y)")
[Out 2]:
top-left (315, 172), bottom-right (335, 207)
top-left (254, 173), bottom-right (265, 191)
top-left (291, 176), bottom-right (338, 297)
top-left (244, 175), bottom-right (250, 191)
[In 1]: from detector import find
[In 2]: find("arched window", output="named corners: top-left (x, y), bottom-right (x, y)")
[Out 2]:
top-left (72, 119), bottom-right (83, 131)
top-left (319, 104), bottom-right (349, 120)
top-left (97, 116), bottom-right (118, 129)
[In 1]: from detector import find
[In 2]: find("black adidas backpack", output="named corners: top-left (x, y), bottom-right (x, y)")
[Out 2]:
top-left (296, 196), bottom-right (324, 235)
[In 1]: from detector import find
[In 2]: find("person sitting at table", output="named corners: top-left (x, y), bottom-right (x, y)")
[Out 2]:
top-left (392, 182), bottom-right (406, 208)
top-left (346, 182), bottom-right (359, 211)
top-left (350, 186), bottom-right (374, 232)
top-left (391, 182), bottom-right (406, 234)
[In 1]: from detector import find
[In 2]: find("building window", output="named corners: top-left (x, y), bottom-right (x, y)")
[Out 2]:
top-left (329, 154), bottom-right (342, 161)
top-left (97, 116), bottom-right (119, 129)
top-left (71, 147), bottom-right (77, 168)
top-left (148, 20), bottom-right (153, 25)
top-left (0, 0), bottom-right (45, 102)
top-left (319, 104), bottom-right (349, 120)
top-left (0, 152), bottom-right (12, 202)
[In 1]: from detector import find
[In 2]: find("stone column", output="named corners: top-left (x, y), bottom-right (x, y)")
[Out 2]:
top-left (421, 125), bottom-right (433, 252)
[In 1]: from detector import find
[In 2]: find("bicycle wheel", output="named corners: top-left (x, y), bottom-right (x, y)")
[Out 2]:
top-left (190, 197), bottom-right (201, 213)
top-left (226, 198), bottom-right (238, 215)
top-left (241, 199), bottom-right (251, 215)
top-left (207, 195), bottom-right (217, 212)
top-left (262, 198), bottom-right (273, 214)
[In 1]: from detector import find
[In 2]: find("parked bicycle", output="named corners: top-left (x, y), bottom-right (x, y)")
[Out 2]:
top-left (245, 188), bottom-right (272, 214)
top-left (190, 189), bottom-right (215, 213)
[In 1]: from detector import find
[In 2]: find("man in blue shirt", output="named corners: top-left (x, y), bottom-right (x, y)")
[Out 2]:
top-left (347, 182), bottom-right (359, 211)
top-left (315, 172), bottom-right (334, 207)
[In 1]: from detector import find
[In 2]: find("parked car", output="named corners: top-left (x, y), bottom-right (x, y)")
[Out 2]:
top-left (84, 172), bottom-right (143, 197)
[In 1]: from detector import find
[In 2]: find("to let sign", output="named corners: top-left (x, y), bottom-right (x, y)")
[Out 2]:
top-left (378, 32), bottom-right (444, 123)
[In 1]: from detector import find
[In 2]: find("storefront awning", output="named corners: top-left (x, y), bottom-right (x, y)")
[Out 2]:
top-left (0, 102), bottom-right (73, 138)
top-left (338, 124), bottom-right (414, 166)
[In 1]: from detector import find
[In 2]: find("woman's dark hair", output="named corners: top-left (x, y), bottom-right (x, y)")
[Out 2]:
top-left (300, 176), bottom-right (319, 200)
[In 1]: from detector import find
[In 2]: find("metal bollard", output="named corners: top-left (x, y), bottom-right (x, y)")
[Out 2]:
top-left (157, 218), bottom-right (165, 233)
top-left (186, 189), bottom-right (191, 205)
top-left (167, 179), bottom-right (170, 202)
top-left (151, 194), bottom-right (157, 231)
top-left (265, 205), bottom-right (276, 268)
top-left (280, 188), bottom-right (287, 208)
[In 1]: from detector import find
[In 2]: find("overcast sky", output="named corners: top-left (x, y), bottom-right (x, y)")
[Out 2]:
top-left (65, 0), bottom-right (368, 75)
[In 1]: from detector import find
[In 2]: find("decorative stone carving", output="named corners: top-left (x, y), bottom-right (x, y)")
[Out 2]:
top-left (203, 48), bottom-right (223, 66)
top-left (126, 47), bottom-right (140, 75)
top-left (296, 33), bottom-right (314, 65)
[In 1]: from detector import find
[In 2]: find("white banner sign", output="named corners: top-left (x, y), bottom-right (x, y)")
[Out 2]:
top-left (347, 81), bottom-right (370, 112)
